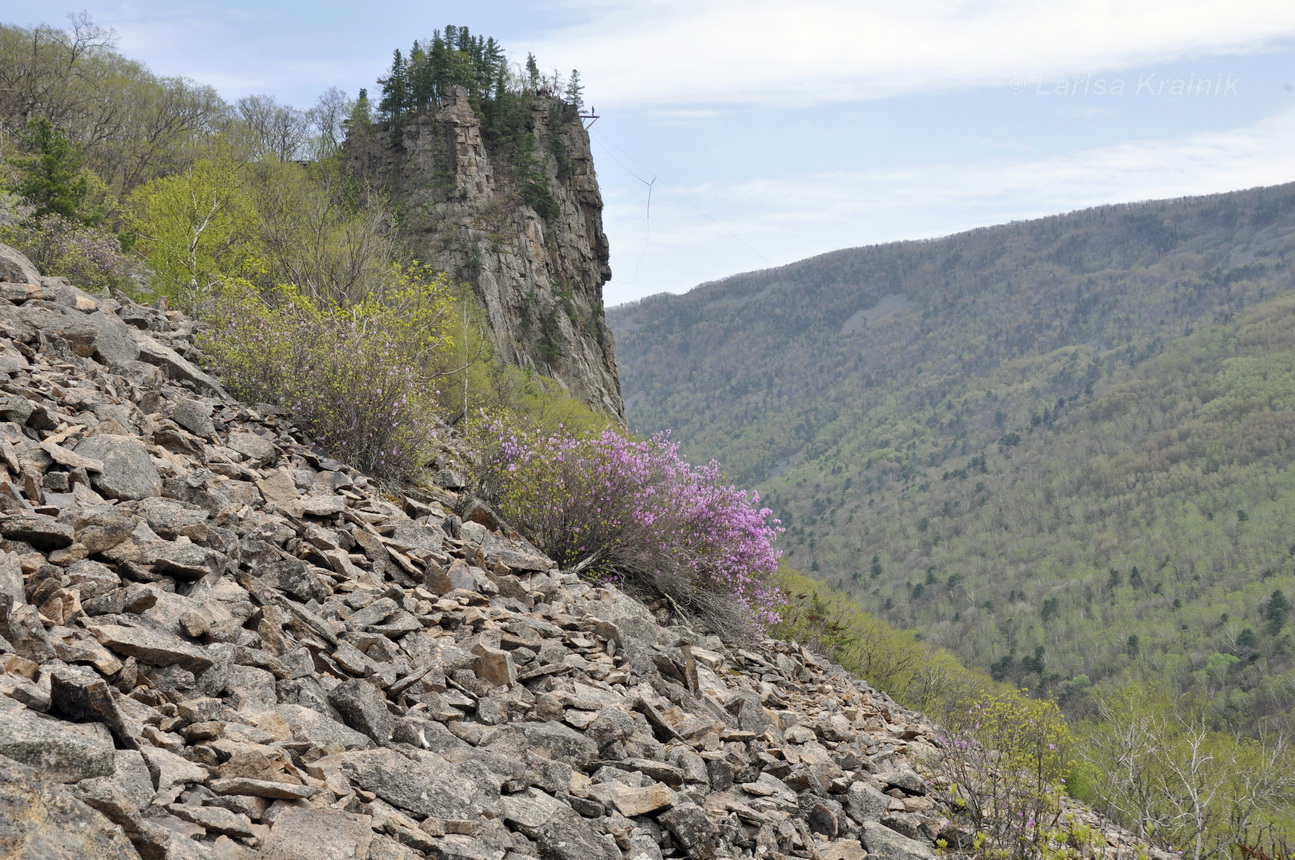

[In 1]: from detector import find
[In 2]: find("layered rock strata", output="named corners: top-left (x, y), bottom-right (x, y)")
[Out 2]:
top-left (346, 87), bottom-right (623, 418)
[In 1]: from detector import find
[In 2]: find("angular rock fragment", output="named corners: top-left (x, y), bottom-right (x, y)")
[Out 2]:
top-left (259, 808), bottom-right (375, 860)
top-left (87, 622), bottom-right (215, 671)
top-left (328, 677), bottom-right (396, 744)
top-left (0, 760), bottom-right (139, 859)
top-left (75, 434), bottom-right (161, 500)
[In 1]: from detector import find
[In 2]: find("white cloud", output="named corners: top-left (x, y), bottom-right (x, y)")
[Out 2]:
top-left (534, 0), bottom-right (1295, 107)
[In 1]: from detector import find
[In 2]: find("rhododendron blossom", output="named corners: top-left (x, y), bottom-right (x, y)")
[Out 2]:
top-left (474, 421), bottom-right (785, 632)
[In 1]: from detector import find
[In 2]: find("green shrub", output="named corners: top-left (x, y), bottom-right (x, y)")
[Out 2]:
top-left (198, 263), bottom-right (453, 482)
top-left (772, 569), bottom-right (980, 714)
top-left (932, 691), bottom-right (1071, 859)
top-left (0, 213), bottom-right (134, 293)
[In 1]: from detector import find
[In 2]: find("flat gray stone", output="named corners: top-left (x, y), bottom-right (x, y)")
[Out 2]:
top-left (0, 551), bottom-right (22, 605)
top-left (87, 623), bottom-right (214, 671)
top-left (208, 777), bottom-right (319, 799)
top-left (259, 808), bottom-right (374, 860)
top-left (0, 759), bottom-right (139, 859)
top-left (518, 804), bottom-right (621, 860)
top-left (517, 721), bottom-right (599, 770)
top-left (259, 704), bottom-right (373, 750)
top-left (150, 541), bottom-right (224, 580)
top-left (327, 678), bottom-right (395, 744)
top-left (75, 434), bottom-right (161, 500)
top-left (84, 308), bottom-right (140, 368)
top-left (17, 305), bottom-right (98, 356)
top-left (139, 746), bottom-right (209, 804)
top-left (0, 512), bottom-right (73, 549)
top-left (846, 780), bottom-right (891, 824)
top-left (660, 803), bottom-right (721, 860)
top-left (0, 704), bottom-right (116, 783)
top-left (860, 821), bottom-right (936, 860)
top-left (134, 331), bottom-right (228, 397)
top-left (0, 243), bottom-right (40, 285)
top-left (331, 748), bottom-right (502, 820)
top-left (168, 399), bottom-right (215, 437)
top-left (501, 787), bottom-right (566, 829)
top-left (73, 507), bottom-right (138, 553)
top-left (226, 431), bottom-right (278, 465)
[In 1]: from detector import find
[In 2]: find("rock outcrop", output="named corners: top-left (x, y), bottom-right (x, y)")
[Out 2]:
top-left (0, 245), bottom-right (1149, 859)
top-left (346, 87), bottom-right (623, 419)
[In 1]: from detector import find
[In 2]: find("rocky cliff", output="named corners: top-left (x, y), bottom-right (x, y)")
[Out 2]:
top-left (346, 87), bottom-right (623, 419)
top-left (0, 245), bottom-right (1152, 860)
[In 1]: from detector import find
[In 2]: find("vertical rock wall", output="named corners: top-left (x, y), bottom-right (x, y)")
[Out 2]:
top-left (346, 86), bottom-right (624, 419)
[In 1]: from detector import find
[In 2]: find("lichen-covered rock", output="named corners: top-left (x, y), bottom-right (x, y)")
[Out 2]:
top-left (0, 760), bottom-right (140, 859)
top-left (74, 434), bottom-right (161, 500)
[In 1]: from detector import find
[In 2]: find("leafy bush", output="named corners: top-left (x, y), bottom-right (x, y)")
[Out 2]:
top-left (0, 213), bottom-right (134, 292)
top-left (931, 691), bottom-right (1072, 859)
top-left (471, 421), bottom-right (785, 636)
top-left (198, 263), bottom-right (453, 482)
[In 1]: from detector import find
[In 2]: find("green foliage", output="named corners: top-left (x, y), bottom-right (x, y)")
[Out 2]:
top-left (563, 70), bottom-right (584, 111)
top-left (0, 213), bottom-right (133, 292)
top-left (1076, 681), bottom-right (1295, 859)
top-left (772, 568), bottom-right (979, 715)
top-left (772, 571), bottom-right (1123, 859)
top-left (348, 88), bottom-right (373, 130)
top-left (0, 17), bottom-right (227, 195)
top-left (379, 26), bottom-right (509, 120)
top-left (129, 153), bottom-right (398, 310)
top-left (243, 158), bottom-right (401, 306)
top-left (932, 691), bottom-right (1071, 860)
top-left (128, 154), bottom-right (257, 306)
top-left (198, 264), bottom-right (454, 482)
top-left (6, 117), bottom-right (90, 221)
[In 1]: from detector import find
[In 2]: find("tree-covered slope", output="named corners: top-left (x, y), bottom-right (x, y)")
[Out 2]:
top-left (609, 182), bottom-right (1295, 725)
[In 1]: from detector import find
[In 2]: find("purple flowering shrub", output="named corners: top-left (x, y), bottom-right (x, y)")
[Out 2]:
top-left (2, 214), bottom-right (134, 292)
top-left (472, 420), bottom-right (785, 636)
top-left (199, 268), bottom-right (453, 483)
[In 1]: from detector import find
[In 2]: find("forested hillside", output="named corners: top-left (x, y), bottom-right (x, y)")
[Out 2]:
top-left (609, 183), bottom-right (1295, 727)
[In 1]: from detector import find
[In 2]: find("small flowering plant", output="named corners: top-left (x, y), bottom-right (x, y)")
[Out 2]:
top-left (1, 213), bottom-right (134, 293)
top-left (471, 419), bottom-right (785, 636)
top-left (930, 690), bottom-right (1072, 859)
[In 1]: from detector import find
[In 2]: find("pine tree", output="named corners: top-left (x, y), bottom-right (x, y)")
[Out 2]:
top-left (8, 118), bottom-right (89, 221)
top-left (525, 53), bottom-right (540, 90)
top-left (564, 69), bottom-right (584, 110)
top-left (1266, 589), bottom-right (1289, 636)
top-left (378, 49), bottom-right (411, 119)
top-left (348, 89), bottom-right (372, 130)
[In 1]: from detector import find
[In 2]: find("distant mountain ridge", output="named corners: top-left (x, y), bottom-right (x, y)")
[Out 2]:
top-left (608, 181), bottom-right (1295, 720)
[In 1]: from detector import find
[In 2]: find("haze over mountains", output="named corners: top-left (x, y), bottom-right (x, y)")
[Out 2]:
top-left (609, 182), bottom-right (1295, 725)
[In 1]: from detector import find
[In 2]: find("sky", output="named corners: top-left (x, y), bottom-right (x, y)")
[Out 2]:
top-left (6, 1), bottom-right (1295, 306)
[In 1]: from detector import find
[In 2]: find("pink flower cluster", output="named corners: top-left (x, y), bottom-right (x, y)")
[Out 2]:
top-left (478, 423), bottom-right (786, 630)
top-left (15, 214), bottom-right (131, 290)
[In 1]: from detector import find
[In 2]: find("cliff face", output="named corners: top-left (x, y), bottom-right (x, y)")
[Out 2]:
top-left (346, 87), bottom-right (623, 419)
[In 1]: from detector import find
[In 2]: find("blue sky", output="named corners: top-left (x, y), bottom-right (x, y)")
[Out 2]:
top-left (6, 1), bottom-right (1295, 305)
